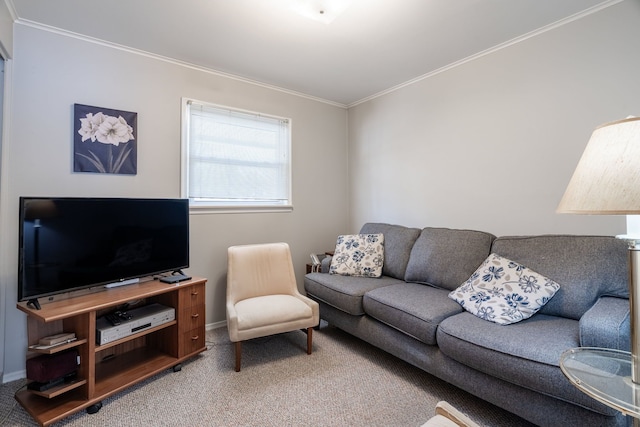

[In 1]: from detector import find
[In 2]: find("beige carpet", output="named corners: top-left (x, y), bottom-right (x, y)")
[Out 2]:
top-left (0, 325), bottom-right (533, 426)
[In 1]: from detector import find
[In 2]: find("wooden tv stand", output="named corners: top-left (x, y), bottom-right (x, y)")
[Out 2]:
top-left (15, 277), bottom-right (207, 427)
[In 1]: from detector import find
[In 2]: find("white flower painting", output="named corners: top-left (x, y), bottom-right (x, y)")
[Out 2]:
top-left (74, 104), bottom-right (137, 174)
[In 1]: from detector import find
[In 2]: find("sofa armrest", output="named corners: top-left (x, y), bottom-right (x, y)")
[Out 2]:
top-left (579, 296), bottom-right (630, 351)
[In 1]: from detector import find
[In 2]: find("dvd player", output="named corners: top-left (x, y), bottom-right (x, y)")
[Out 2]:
top-left (96, 303), bottom-right (175, 345)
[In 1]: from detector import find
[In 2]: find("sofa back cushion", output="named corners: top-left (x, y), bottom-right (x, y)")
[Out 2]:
top-left (359, 223), bottom-right (421, 280)
top-left (491, 235), bottom-right (628, 320)
top-left (404, 227), bottom-right (496, 290)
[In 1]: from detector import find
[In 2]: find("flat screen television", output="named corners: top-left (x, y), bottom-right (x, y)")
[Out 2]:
top-left (18, 197), bottom-right (189, 307)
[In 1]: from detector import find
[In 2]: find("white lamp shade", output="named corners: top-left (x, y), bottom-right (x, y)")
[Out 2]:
top-left (558, 117), bottom-right (640, 214)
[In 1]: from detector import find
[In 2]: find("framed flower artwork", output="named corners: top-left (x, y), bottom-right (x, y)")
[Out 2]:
top-left (73, 104), bottom-right (138, 175)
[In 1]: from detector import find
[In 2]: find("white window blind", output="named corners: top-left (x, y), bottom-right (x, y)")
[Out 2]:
top-left (184, 100), bottom-right (291, 210)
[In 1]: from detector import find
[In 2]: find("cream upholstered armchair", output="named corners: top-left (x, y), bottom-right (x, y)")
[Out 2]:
top-left (226, 242), bottom-right (320, 372)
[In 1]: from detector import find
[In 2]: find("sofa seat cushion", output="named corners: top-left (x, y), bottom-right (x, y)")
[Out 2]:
top-left (363, 283), bottom-right (463, 345)
top-left (304, 273), bottom-right (404, 315)
top-left (437, 312), bottom-right (617, 415)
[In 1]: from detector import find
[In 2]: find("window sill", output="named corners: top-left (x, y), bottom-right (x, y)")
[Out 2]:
top-left (188, 204), bottom-right (294, 215)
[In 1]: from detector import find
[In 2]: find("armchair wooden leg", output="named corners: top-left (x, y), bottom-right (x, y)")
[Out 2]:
top-left (235, 341), bottom-right (242, 372)
top-left (306, 327), bottom-right (313, 355)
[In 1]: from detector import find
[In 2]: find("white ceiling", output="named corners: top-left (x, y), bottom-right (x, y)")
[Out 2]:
top-left (9, 0), bottom-right (617, 106)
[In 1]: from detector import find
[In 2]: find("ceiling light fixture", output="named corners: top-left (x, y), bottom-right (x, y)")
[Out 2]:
top-left (289, 0), bottom-right (353, 24)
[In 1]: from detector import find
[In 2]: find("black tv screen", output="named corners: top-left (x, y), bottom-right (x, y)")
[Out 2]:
top-left (18, 197), bottom-right (189, 304)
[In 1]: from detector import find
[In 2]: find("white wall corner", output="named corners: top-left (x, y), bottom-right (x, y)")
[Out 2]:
top-left (0, 0), bottom-right (15, 59)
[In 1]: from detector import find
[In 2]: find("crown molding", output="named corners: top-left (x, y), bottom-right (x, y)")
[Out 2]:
top-left (13, 18), bottom-right (348, 109)
top-left (10, 0), bottom-right (623, 110)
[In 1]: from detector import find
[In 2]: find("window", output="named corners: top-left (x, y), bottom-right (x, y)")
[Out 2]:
top-left (182, 99), bottom-right (292, 212)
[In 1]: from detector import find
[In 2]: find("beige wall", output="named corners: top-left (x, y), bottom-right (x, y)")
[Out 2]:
top-left (0, 24), bottom-right (349, 379)
top-left (348, 0), bottom-right (640, 236)
top-left (4, 0), bottom-right (640, 381)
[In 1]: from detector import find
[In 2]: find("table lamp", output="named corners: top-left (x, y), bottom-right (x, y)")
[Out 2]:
top-left (558, 116), bottom-right (640, 383)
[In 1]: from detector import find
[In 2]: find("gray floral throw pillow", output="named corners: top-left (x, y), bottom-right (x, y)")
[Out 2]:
top-left (329, 234), bottom-right (384, 277)
top-left (449, 253), bottom-right (560, 325)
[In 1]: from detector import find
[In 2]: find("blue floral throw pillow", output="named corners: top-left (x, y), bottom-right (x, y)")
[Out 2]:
top-left (329, 234), bottom-right (384, 277)
top-left (448, 253), bottom-right (560, 325)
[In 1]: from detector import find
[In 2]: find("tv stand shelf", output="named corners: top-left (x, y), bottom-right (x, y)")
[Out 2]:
top-left (15, 277), bottom-right (207, 427)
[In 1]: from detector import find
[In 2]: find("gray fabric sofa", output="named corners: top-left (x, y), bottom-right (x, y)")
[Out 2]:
top-left (304, 223), bottom-right (631, 426)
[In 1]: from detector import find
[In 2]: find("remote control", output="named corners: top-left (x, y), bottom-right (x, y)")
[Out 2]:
top-left (105, 313), bottom-right (121, 326)
top-left (118, 311), bottom-right (132, 320)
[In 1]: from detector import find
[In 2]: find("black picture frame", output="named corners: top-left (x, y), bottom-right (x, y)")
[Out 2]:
top-left (73, 104), bottom-right (137, 175)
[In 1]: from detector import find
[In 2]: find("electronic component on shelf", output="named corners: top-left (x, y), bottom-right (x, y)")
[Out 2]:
top-left (29, 338), bottom-right (77, 351)
top-left (28, 372), bottom-right (77, 392)
top-left (38, 332), bottom-right (76, 346)
top-left (96, 303), bottom-right (175, 345)
top-left (26, 350), bottom-right (79, 384)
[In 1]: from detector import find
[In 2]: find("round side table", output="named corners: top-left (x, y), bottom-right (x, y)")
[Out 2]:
top-left (560, 347), bottom-right (638, 425)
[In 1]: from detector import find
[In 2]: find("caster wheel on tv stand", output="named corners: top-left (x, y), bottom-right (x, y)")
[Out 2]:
top-left (86, 401), bottom-right (102, 414)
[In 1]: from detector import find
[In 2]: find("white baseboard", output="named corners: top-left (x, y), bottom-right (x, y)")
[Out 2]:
top-left (206, 320), bottom-right (227, 330)
top-left (2, 369), bottom-right (26, 384)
